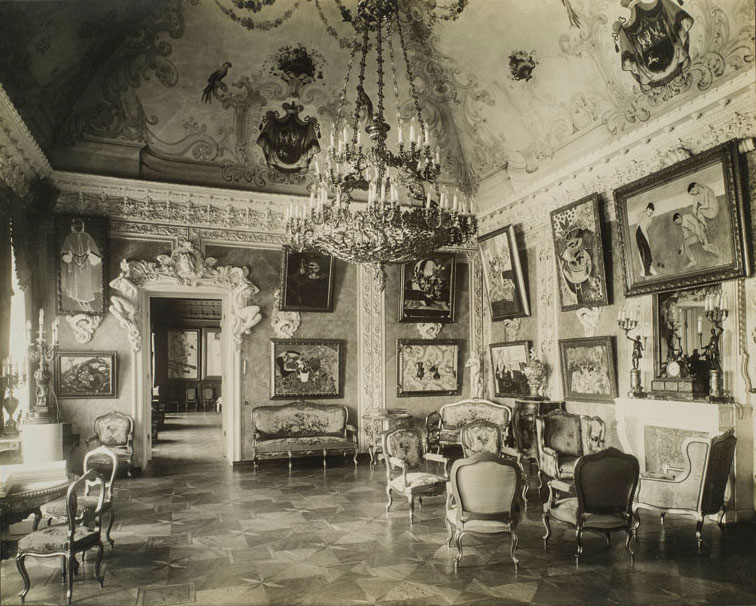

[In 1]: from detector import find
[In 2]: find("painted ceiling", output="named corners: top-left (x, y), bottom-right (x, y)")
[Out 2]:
top-left (1, 0), bottom-right (753, 202)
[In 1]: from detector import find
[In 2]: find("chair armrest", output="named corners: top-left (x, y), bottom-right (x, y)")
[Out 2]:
top-left (85, 435), bottom-right (100, 447)
top-left (345, 424), bottom-right (358, 442)
top-left (549, 478), bottom-right (573, 493)
top-left (424, 452), bottom-right (449, 477)
top-left (388, 456), bottom-right (407, 471)
top-left (538, 446), bottom-right (560, 480)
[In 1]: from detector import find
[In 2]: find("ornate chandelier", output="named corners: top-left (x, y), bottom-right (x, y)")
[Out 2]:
top-left (285, 0), bottom-right (477, 288)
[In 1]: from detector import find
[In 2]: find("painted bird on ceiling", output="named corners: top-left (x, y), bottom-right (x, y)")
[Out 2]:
top-left (201, 61), bottom-right (232, 103)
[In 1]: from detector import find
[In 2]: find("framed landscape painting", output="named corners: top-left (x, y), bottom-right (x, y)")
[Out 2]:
top-left (56, 351), bottom-right (117, 398)
top-left (550, 193), bottom-right (608, 311)
top-left (279, 248), bottom-right (335, 312)
top-left (489, 340), bottom-right (531, 397)
top-left (479, 224), bottom-right (530, 321)
top-left (271, 339), bottom-right (342, 399)
top-left (399, 253), bottom-right (456, 322)
top-left (614, 139), bottom-right (750, 297)
top-left (559, 337), bottom-right (617, 403)
top-left (167, 329), bottom-right (200, 380)
top-left (397, 339), bottom-right (462, 397)
top-left (55, 214), bottom-right (108, 315)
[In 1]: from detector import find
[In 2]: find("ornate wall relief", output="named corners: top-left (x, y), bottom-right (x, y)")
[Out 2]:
top-left (64, 314), bottom-right (102, 344)
top-left (501, 318), bottom-right (521, 341)
top-left (270, 288), bottom-right (301, 338)
top-left (416, 323), bottom-right (442, 340)
top-left (576, 306), bottom-right (602, 337)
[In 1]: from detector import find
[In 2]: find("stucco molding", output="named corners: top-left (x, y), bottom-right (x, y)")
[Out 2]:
top-left (0, 83), bottom-right (52, 196)
top-left (576, 307), bottom-right (602, 338)
top-left (64, 314), bottom-right (103, 345)
top-left (357, 265), bottom-right (385, 451)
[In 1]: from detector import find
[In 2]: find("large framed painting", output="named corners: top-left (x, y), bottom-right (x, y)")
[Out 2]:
top-left (399, 254), bottom-right (456, 322)
top-left (55, 214), bottom-right (108, 315)
top-left (279, 248), bottom-right (335, 312)
top-left (56, 351), bottom-right (117, 398)
top-left (550, 193), bottom-right (609, 311)
top-left (489, 340), bottom-right (531, 397)
top-left (167, 329), bottom-right (200, 380)
top-left (478, 224), bottom-right (530, 321)
top-left (559, 337), bottom-right (618, 403)
top-left (614, 139), bottom-right (750, 297)
top-left (202, 328), bottom-right (222, 380)
top-left (271, 339), bottom-right (342, 399)
top-left (397, 339), bottom-right (462, 397)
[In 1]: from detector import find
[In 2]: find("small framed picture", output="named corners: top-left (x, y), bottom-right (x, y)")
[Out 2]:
top-left (55, 214), bottom-right (108, 315)
top-left (271, 339), bottom-right (342, 399)
top-left (559, 337), bottom-right (618, 403)
top-left (478, 224), bottom-right (530, 321)
top-left (202, 328), bottom-right (222, 380)
top-left (399, 254), bottom-right (456, 322)
top-left (397, 339), bottom-right (462, 397)
top-left (167, 329), bottom-right (200, 380)
top-left (279, 248), bottom-right (335, 312)
top-left (489, 340), bottom-right (531, 397)
top-left (56, 351), bottom-right (117, 398)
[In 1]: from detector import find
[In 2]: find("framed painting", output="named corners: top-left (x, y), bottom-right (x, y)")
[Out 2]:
top-left (614, 139), bottom-right (750, 297)
top-left (399, 253), bottom-right (456, 322)
top-left (559, 337), bottom-right (618, 403)
top-left (279, 248), bottom-right (335, 312)
top-left (489, 340), bottom-right (531, 397)
top-left (55, 214), bottom-right (108, 315)
top-left (271, 339), bottom-right (342, 399)
top-left (202, 328), bottom-right (222, 380)
top-left (56, 351), bottom-right (117, 398)
top-left (167, 329), bottom-right (200, 380)
top-left (478, 224), bottom-right (530, 321)
top-left (397, 339), bottom-right (462, 397)
top-left (550, 193), bottom-right (609, 311)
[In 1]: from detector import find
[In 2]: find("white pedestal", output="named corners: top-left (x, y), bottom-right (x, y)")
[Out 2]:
top-left (21, 422), bottom-right (64, 463)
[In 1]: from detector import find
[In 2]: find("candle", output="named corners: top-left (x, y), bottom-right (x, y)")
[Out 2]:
top-left (697, 316), bottom-right (703, 334)
top-left (26, 320), bottom-right (32, 343)
top-left (52, 318), bottom-right (59, 346)
top-left (39, 308), bottom-right (44, 331)
top-left (426, 190), bottom-right (431, 208)
top-left (330, 128), bottom-right (335, 149)
top-left (398, 123), bottom-right (403, 145)
top-left (356, 129), bottom-right (361, 147)
top-left (409, 120), bottom-right (415, 144)
top-left (424, 129), bottom-right (429, 146)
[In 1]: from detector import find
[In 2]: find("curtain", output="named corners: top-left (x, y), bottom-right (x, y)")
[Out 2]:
top-left (0, 186), bottom-right (11, 367)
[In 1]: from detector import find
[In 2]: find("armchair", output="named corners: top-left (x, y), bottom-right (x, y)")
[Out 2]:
top-left (86, 411), bottom-right (134, 478)
top-left (542, 447), bottom-right (639, 565)
top-left (382, 428), bottom-right (449, 523)
top-left (633, 429), bottom-right (736, 551)
top-left (445, 453), bottom-right (523, 571)
top-left (535, 409), bottom-right (606, 489)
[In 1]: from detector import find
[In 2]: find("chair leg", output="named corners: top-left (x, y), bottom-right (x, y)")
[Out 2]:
top-left (408, 496), bottom-right (415, 523)
top-left (288, 451), bottom-right (293, 473)
top-left (696, 515), bottom-right (705, 552)
top-left (717, 506), bottom-right (727, 532)
top-left (106, 509), bottom-right (116, 548)
top-left (66, 554), bottom-right (74, 606)
top-left (605, 531), bottom-right (611, 547)
top-left (352, 450), bottom-right (358, 467)
top-left (445, 518), bottom-right (454, 548)
top-left (625, 525), bottom-right (635, 565)
top-left (632, 510), bottom-right (641, 538)
top-left (32, 508), bottom-right (42, 531)
top-left (660, 511), bottom-right (666, 526)
top-left (16, 553), bottom-right (30, 602)
top-left (521, 479), bottom-right (528, 512)
top-left (94, 541), bottom-right (105, 587)
top-left (511, 531), bottom-right (519, 572)
top-left (542, 512), bottom-right (551, 545)
top-left (61, 556), bottom-right (67, 579)
top-left (454, 530), bottom-right (464, 570)
top-left (537, 470), bottom-right (544, 491)
top-left (385, 486), bottom-right (393, 514)
top-left (575, 526), bottom-right (583, 564)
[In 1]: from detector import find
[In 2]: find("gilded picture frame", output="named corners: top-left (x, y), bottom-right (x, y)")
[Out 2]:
top-left (478, 224), bottom-right (530, 321)
top-left (55, 351), bottom-right (117, 399)
top-left (279, 247), bottom-right (335, 312)
top-left (559, 336), bottom-right (618, 403)
top-left (271, 339), bottom-right (342, 399)
top-left (489, 340), bottom-right (532, 398)
top-left (396, 339), bottom-right (462, 397)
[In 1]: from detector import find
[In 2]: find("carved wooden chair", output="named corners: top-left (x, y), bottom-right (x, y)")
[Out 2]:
top-left (542, 447), bottom-right (639, 565)
top-left (16, 469), bottom-right (106, 605)
top-left (445, 452), bottom-right (523, 571)
top-left (86, 411), bottom-right (134, 478)
top-left (382, 428), bottom-right (449, 523)
top-left (633, 429), bottom-right (736, 551)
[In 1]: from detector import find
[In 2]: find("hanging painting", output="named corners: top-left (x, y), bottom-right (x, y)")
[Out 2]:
top-left (612, 0), bottom-right (694, 91)
top-left (396, 339), bottom-right (462, 397)
top-left (489, 340), bottom-right (531, 398)
top-left (56, 351), bottom-right (117, 398)
top-left (614, 139), bottom-right (750, 297)
top-left (479, 224), bottom-right (530, 321)
top-left (55, 214), bottom-right (108, 316)
top-left (399, 254), bottom-right (456, 322)
top-left (167, 329), bottom-right (200, 380)
top-left (202, 328), bottom-right (223, 380)
top-left (279, 248), bottom-right (335, 312)
top-left (271, 339), bottom-right (342, 399)
top-left (550, 193), bottom-right (609, 311)
top-left (559, 337), bottom-right (618, 402)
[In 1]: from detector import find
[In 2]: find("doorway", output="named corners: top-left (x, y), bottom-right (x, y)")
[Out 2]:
top-left (149, 297), bottom-right (224, 466)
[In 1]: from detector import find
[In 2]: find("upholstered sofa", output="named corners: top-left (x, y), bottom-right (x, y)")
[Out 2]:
top-left (251, 402), bottom-right (358, 469)
top-left (425, 398), bottom-right (512, 453)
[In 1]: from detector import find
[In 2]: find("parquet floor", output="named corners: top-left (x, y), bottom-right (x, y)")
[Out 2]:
top-left (1, 412), bottom-right (755, 606)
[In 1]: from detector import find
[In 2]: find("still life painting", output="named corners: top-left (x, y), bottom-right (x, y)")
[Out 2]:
top-left (478, 224), bottom-right (530, 321)
top-left (271, 339), bottom-right (342, 398)
top-left (559, 337), bottom-right (617, 402)
top-left (397, 339), bottom-right (462, 396)
top-left (399, 254), bottom-right (456, 322)
top-left (489, 340), bottom-right (531, 397)
top-left (56, 352), bottom-right (117, 398)
top-left (167, 329), bottom-right (199, 380)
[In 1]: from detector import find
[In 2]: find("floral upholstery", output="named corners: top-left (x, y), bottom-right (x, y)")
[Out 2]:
top-left (460, 421), bottom-right (502, 457)
top-left (18, 525), bottom-right (98, 552)
top-left (543, 413), bottom-right (582, 457)
top-left (385, 429), bottom-right (423, 470)
top-left (94, 413), bottom-right (132, 448)
top-left (426, 399), bottom-right (512, 452)
top-left (255, 436), bottom-right (356, 453)
top-left (548, 498), bottom-right (630, 529)
top-left (389, 472), bottom-right (446, 492)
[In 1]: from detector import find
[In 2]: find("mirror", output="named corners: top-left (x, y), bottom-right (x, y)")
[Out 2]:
top-left (653, 284), bottom-right (722, 378)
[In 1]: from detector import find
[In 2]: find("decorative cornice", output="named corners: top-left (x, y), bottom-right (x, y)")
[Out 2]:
top-left (0, 83), bottom-right (52, 196)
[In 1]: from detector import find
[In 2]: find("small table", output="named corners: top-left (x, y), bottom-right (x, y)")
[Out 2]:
top-left (363, 409), bottom-right (412, 465)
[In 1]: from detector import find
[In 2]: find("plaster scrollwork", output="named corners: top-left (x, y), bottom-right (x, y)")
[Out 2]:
top-left (417, 323), bottom-right (443, 340)
top-left (270, 289), bottom-right (301, 339)
top-left (501, 318), bottom-right (521, 342)
top-left (108, 239), bottom-right (262, 352)
top-left (576, 307), bottom-right (602, 337)
top-left (64, 314), bottom-right (103, 345)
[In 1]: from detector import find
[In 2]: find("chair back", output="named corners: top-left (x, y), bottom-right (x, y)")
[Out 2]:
top-left (84, 445), bottom-right (118, 501)
top-left (66, 469), bottom-right (105, 538)
top-left (382, 428), bottom-right (424, 472)
top-left (186, 386), bottom-right (198, 402)
top-left (540, 410), bottom-right (584, 457)
top-left (574, 447), bottom-right (639, 516)
top-left (699, 429), bottom-right (736, 514)
top-left (460, 420), bottom-right (502, 457)
top-left (93, 411), bottom-right (134, 449)
top-left (450, 453), bottom-right (521, 524)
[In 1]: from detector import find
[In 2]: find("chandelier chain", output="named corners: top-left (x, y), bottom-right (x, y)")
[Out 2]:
top-left (375, 16), bottom-right (386, 127)
top-left (386, 20), bottom-right (402, 124)
top-left (395, 17), bottom-right (427, 147)
top-left (336, 28), bottom-right (361, 131)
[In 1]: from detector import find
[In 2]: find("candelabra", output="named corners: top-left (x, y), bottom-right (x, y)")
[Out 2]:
top-left (1, 358), bottom-right (26, 435)
top-left (700, 293), bottom-right (728, 400)
top-left (26, 308), bottom-right (60, 424)
top-left (617, 305), bottom-right (646, 398)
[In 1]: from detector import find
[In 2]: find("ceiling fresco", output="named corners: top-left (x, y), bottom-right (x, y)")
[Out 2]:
top-left (0, 0), bottom-right (753, 201)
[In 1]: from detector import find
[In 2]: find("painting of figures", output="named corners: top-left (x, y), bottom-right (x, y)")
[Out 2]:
top-left (559, 337), bottom-right (617, 402)
top-left (271, 339), bottom-right (342, 398)
top-left (167, 329), bottom-right (200, 380)
top-left (614, 140), bottom-right (750, 296)
top-left (397, 340), bottom-right (462, 396)
top-left (550, 194), bottom-right (608, 310)
top-left (479, 224), bottom-right (530, 321)
top-left (489, 340), bottom-right (531, 397)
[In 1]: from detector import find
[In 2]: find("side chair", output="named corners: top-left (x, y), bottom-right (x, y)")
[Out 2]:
top-left (86, 411), bottom-right (134, 478)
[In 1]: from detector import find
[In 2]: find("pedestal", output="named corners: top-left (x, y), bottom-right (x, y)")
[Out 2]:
top-left (21, 422), bottom-right (64, 464)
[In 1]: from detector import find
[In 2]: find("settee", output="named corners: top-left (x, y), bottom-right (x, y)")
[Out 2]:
top-left (425, 398), bottom-right (513, 453)
top-left (251, 401), bottom-right (358, 469)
